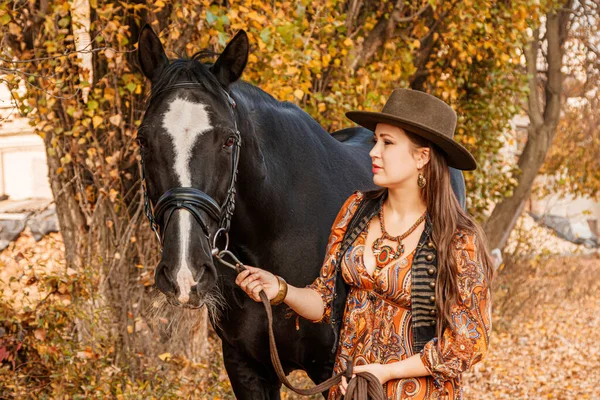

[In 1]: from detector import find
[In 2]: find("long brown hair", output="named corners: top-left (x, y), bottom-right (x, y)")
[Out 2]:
top-left (366, 131), bottom-right (494, 342)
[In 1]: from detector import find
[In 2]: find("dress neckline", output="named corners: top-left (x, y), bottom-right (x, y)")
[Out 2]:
top-left (357, 228), bottom-right (418, 280)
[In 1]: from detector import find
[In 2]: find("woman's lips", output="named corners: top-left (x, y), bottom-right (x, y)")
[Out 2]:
top-left (372, 165), bottom-right (382, 173)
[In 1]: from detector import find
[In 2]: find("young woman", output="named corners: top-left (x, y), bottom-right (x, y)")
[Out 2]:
top-left (236, 89), bottom-right (493, 399)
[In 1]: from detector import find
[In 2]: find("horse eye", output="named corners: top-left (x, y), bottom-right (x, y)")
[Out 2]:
top-left (223, 136), bottom-right (235, 148)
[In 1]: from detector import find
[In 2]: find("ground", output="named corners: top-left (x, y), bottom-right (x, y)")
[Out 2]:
top-left (1, 231), bottom-right (599, 399)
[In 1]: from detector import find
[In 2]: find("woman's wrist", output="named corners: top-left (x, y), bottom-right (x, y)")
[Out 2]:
top-left (270, 275), bottom-right (288, 305)
top-left (283, 285), bottom-right (326, 321)
top-left (382, 363), bottom-right (396, 382)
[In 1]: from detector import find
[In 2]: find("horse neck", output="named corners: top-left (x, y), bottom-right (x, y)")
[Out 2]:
top-left (227, 84), bottom-right (339, 264)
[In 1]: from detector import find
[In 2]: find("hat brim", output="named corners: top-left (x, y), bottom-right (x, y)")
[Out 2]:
top-left (346, 111), bottom-right (477, 171)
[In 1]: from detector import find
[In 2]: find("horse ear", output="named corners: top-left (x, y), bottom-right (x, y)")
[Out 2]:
top-left (138, 24), bottom-right (169, 81)
top-left (211, 30), bottom-right (249, 87)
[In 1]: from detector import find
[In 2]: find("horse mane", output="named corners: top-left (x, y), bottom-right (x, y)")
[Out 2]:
top-left (148, 50), bottom-right (224, 104)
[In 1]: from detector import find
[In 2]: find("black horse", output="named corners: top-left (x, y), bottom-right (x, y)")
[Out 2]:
top-left (137, 26), bottom-right (465, 399)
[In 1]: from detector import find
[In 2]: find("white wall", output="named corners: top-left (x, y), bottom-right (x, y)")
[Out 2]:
top-left (0, 84), bottom-right (52, 200)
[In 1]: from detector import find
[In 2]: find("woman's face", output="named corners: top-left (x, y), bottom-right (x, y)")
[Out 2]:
top-left (369, 123), bottom-right (429, 188)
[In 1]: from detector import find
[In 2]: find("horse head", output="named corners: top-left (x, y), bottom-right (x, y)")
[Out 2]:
top-left (137, 25), bottom-right (249, 309)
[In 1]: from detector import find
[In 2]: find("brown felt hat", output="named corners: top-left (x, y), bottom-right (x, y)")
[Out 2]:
top-left (346, 88), bottom-right (477, 171)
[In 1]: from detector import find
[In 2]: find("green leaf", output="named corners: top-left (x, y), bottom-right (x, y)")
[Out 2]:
top-left (218, 31), bottom-right (227, 47)
top-left (87, 100), bottom-right (99, 111)
top-left (0, 14), bottom-right (11, 26)
top-left (206, 10), bottom-right (216, 24)
top-left (260, 27), bottom-right (271, 44)
top-left (58, 17), bottom-right (70, 28)
top-left (126, 82), bottom-right (136, 93)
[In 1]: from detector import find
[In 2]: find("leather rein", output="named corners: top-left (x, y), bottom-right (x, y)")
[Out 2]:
top-left (139, 83), bottom-right (384, 399)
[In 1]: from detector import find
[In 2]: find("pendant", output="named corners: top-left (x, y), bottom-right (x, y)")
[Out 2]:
top-left (376, 245), bottom-right (393, 266)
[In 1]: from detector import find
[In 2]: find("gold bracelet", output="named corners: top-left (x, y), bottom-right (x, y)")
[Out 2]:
top-left (270, 276), bottom-right (288, 306)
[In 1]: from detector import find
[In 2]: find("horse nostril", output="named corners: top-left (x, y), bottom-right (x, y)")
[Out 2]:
top-left (155, 262), bottom-right (177, 295)
top-left (195, 263), bottom-right (217, 294)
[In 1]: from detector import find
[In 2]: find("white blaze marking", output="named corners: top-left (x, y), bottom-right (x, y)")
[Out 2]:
top-left (162, 97), bottom-right (212, 303)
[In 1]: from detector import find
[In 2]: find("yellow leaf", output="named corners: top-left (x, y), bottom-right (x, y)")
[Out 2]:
top-left (158, 352), bottom-right (172, 361)
top-left (109, 114), bottom-right (122, 126)
top-left (34, 329), bottom-right (46, 341)
top-left (293, 89), bottom-right (304, 100)
top-left (109, 189), bottom-right (118, 202)
top-left (127, 325), bottom-right (133, 334)
top-left (77, 350), bottom-right (94, 359)
top-left (92, 115), bottom-right (103, 128)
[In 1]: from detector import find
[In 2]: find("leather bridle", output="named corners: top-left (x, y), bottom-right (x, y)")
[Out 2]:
top-left (139, 83), bottom-right (241, 255)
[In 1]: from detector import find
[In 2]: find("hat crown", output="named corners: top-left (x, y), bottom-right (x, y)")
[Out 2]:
top-left (345, 88), bottom-right (477, 170)
top-left (381, 89), bottom-right (457, 139)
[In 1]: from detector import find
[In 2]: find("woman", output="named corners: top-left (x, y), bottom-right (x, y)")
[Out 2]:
top-left (235, 89), bottom-right (493, 399)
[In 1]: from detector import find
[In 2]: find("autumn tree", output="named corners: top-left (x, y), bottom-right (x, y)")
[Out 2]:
top-left (484, 0), bottom-right (600, 250)
top-left (540, 3), bottom-right (600, 201)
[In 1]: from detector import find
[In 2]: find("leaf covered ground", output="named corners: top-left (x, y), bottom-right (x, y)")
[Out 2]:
top-left (1, 232), bottom-right (599, 399)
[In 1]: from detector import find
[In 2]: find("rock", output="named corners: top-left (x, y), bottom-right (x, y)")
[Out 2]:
top-left (27, 206), bottom-right (59, 241)
top-left (0, 214), bottom-right (28, 251)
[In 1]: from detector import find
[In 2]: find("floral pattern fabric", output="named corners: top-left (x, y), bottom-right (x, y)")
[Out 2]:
top-left (307, 192), bottom-right (492, 399)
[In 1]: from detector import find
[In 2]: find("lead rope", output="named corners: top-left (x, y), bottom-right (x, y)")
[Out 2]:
top-left (214, 250), bottom-right (386, 400)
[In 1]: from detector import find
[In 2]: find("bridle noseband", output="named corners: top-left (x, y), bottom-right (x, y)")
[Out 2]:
top-left (140, 83), bottom-right (241, 261)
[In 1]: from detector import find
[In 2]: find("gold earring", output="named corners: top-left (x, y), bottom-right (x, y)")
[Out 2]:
top-left (418, 169), bottom-right (426, 188)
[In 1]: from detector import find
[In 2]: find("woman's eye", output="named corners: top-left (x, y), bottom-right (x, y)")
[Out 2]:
top-left (384, 141), bottom-right (392, 145)
top-left (224, 136), bottom-right (236, 148)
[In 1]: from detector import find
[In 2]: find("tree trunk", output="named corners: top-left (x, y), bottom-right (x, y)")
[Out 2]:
top-left (43, 111), bottom-right (87, 270)
top-left (484, 2), bottom-right (574, 250)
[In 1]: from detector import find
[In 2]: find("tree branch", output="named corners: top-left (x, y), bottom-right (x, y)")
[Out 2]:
top-left (349, 1), bottom-right (430, 72)
top-left (524, 30), bottom-right (544, 129)
top-left (542, 2), bottom-right (573, 129)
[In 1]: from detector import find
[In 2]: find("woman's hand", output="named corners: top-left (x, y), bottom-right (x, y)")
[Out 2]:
top-left (235, 265), bottom-right (279, 302)
top-left (340, 363), bottom-right (391, 396)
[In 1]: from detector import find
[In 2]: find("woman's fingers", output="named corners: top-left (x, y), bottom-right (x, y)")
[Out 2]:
top-left (340, 376), bottom-right (347, 395)
top-left (240, 273), bottom-right (260, 290)
top-left (235, 266), bottom-right (277, 302)
top-left (246, 279), bottom-right (261, 293)
top-left (251, 283), bottom-right (264, 301)
top-left (235, 269), bottom-right (250, 286)
top-left (235, 267), bottom-right (267, 302)
top-left (237, 270), bottom-right (261, 290)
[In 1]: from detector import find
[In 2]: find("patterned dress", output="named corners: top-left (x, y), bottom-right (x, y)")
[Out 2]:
top-left (307, 192), bottom-right (491, 399)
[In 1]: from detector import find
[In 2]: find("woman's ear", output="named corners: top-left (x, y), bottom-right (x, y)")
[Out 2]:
top-left (418, 147), bottom-right (431, 168)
